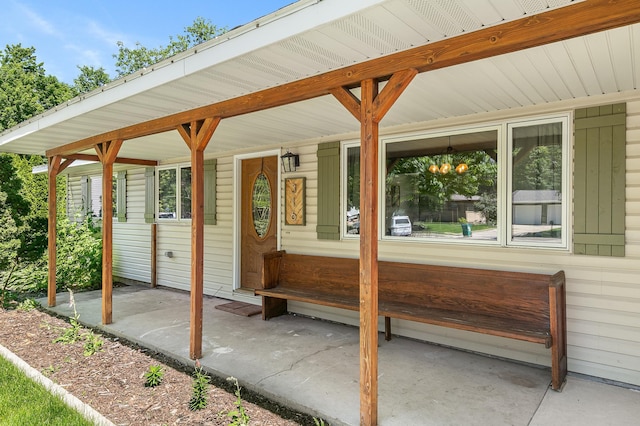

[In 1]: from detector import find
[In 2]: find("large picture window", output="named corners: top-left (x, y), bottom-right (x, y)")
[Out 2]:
top-left (383, 128), bottom-right (499, 242)
top-left (158, 165), bottom-right (192, 220)
top-left (342, 115), bottom-right (569, 249)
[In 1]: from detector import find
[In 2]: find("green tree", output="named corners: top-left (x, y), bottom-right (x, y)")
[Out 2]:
top-left (0, 191), bottom-right (20, 290)
top-left (73, 65), bottom-right (111, 94)
top-left (0, 44), bottom-right (74, 130)
top-left (114, 17), bottom-right (225, 77)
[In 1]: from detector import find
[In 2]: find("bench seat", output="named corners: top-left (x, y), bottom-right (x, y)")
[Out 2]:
top-left (255, 250), bottom-right (567, 391)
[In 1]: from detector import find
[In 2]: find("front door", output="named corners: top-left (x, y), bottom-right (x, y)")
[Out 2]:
top-left (240, 156), bottom-right (278, 290)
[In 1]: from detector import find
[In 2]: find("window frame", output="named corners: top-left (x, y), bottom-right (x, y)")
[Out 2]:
top-left (156, 163), bottom-right (192, 222)
top-left (341, 113), bottom-right (571, 251)
top-left (506, 115), bottom-right (570, 250)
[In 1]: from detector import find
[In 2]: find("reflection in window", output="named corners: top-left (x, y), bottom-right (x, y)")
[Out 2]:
top-left (384, 130), bottom-right (498, 240)
top-left (346, 146), bottom-right (360, 234)
top-left (181, 167), bottom-right (192, 219)
top-left (510, 122), bottom-right (563, 244)
top-left (88, 175), bottom-right (117, 219)
top-left (158, 169), bottom-right (177, 219)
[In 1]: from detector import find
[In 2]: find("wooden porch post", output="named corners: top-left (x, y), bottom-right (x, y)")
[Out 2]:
top-left (47, 156), bottom-right (73, 307)
top-left (177, 117), bottom-right (220, 359)
top-left (332, 69), bottom-right (416, 425)
top-left (47, 156), bottom-right (61, 307)
top-left (95, 140), bottom-right (124, 325)
top-left (359, 78), bottom-right (380, 426)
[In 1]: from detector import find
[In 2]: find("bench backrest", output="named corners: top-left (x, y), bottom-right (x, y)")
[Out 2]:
top-left (267, 251), bottom-right (561, 327)
top-left (277, 253), bottom-right (360, 299)
top-left (379, 261), bottom-right (558, 326)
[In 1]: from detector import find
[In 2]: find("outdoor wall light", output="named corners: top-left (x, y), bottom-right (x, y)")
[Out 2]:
top-left (280, 149), bottom-right (300, 173)
top-left (164, 251), bottom-right (174, 258)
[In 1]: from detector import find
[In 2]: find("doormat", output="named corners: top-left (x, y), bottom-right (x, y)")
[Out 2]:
top-left (215, 301), bottom-right (262, 317)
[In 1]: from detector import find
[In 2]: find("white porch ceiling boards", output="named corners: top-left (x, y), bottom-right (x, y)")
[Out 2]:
top-left (4, 0), bottom-right (638, 163)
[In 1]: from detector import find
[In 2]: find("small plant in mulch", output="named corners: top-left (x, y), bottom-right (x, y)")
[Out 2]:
top-left (144, 365), bottom-right (165, 388)
top-left (225, 376), bottom-right (250, 426)
top-left (53, 289), bottom-right (103, 356)
top-left (189, 361), bottom-right (210, 411)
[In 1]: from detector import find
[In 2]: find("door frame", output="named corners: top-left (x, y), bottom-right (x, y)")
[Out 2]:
top-left (233, 149), bottom-right (282, 291)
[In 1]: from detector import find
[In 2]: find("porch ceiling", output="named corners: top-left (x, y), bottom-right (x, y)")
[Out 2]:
top-left (1, 0), bottom-right (638, 162)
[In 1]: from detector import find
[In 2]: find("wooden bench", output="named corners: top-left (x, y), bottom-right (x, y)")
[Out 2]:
top-left (255, 250), bottom-right (567, 391)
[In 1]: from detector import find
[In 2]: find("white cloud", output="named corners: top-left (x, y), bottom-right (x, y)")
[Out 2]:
top-left (16, 3), bottom-right (61, 38)
top-left (86, 20), bottom-right (130, 48)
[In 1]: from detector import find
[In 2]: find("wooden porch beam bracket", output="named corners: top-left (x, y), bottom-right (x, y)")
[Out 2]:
top-left (45, 0), bottom-right (640, 159)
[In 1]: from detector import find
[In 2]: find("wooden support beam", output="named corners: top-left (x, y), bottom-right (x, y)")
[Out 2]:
top-left (332, 69), bottom-right (416, 425)
top-left (95, 139), bottom-right (124, 325)
top-left (45, 0), bottom-right (640, 159)
top-left (359, 77), bottom-right (380, 426)
top-left (151, 223), bottom-right (157, 288)
top-left (178, 118), bottom-right (219, 360)
top-left (64, 153), bottom-right (157, 167)
top-left (47, 156), bottom-right (62, 307)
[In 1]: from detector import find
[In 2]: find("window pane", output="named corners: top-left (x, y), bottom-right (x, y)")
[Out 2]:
top-left (345, 146), bottom-right (360, 235)
top-left (384, 131), bottom-right (498, 240)
top-left (511, 122), bottom-right (563, 244)
top-left (181, 167), bottom-right (192, 219)
top-left (158, 169), bottom-right (177, 219)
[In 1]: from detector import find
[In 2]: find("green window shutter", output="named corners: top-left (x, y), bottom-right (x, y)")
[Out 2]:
top-left (80, 175), bottom-right (89, 220)
top-left (204, 158), bottom-right (217, 225)
top-left (574, 103), bottom-right (626, 257)
top-left (316, 142), bottom-right (341, 240)
top-left (117, 171), bottom-right (127, 222)
top-left (144, 167), bottom-right (155, 224)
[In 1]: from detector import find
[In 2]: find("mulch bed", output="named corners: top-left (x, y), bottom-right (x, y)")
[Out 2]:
top-left (0, 307), bottom-right (314, 425)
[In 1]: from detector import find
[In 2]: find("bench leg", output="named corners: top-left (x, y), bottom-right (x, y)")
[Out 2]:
top-left (262, 296), bottom-right (287, 320)
top-left (385, 316), bottom-right (391, 341)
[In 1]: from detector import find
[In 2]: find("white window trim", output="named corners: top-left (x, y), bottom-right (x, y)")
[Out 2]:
top-left (506, 115), bottom-right (570, 250)
top-left (156, 163), bottom-right (192, 222)
top-left (341, 113), bottom-right (571, 251)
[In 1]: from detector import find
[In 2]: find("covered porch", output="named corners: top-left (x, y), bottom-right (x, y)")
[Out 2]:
top-left (1, 0), bottom-right (640, 424)
top-left (40, 284), bottom-right (640, 426)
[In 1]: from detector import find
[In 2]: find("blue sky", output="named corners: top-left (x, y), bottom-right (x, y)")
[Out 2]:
top-left (0, 0), bottom-right (293, 84)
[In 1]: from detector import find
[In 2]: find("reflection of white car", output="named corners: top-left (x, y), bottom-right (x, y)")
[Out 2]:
top-left (388, 215), bottom-right (412, 236)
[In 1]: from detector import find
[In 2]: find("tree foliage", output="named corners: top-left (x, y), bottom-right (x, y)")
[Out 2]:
top-left (114, 17), bottom-right (225, 77)
top-left (73, 65), bottom-right (111, 94)
top-left (0, 44), bottom-right (74, 130)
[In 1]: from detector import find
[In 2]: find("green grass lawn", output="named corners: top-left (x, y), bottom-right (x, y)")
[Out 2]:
top-left (415, 222), bottom-right (494, 234)
top-left (0, 355), bottom-right (93, 426)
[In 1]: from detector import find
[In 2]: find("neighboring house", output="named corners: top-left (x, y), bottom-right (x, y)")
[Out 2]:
top-left (512, 190), bottom-right (562, 226)
top-left (1, 0), bottom-right (639, 421)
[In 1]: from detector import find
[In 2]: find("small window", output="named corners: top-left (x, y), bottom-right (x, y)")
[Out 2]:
top-left (508, 118), bottom-right (567, 248)
top-left (157, 165), bottom-right (191, 221)
top-left (87, 174), bottom-right (116, 219)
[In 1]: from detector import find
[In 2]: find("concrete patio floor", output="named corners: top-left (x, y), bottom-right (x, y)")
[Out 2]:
top-left (40, 285), bottom-right (640, 425)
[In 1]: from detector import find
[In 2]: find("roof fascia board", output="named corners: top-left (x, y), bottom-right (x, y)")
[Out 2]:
top-left (183, 0), bottom-right (386, 75)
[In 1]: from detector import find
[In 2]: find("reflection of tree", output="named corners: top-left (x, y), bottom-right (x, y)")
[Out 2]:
top-left (386, 150), bottom-right (497, 220)
top-left (512, 145), bottom-right (562, 191)
top-left (158, 169), bottom-right (176, 215)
